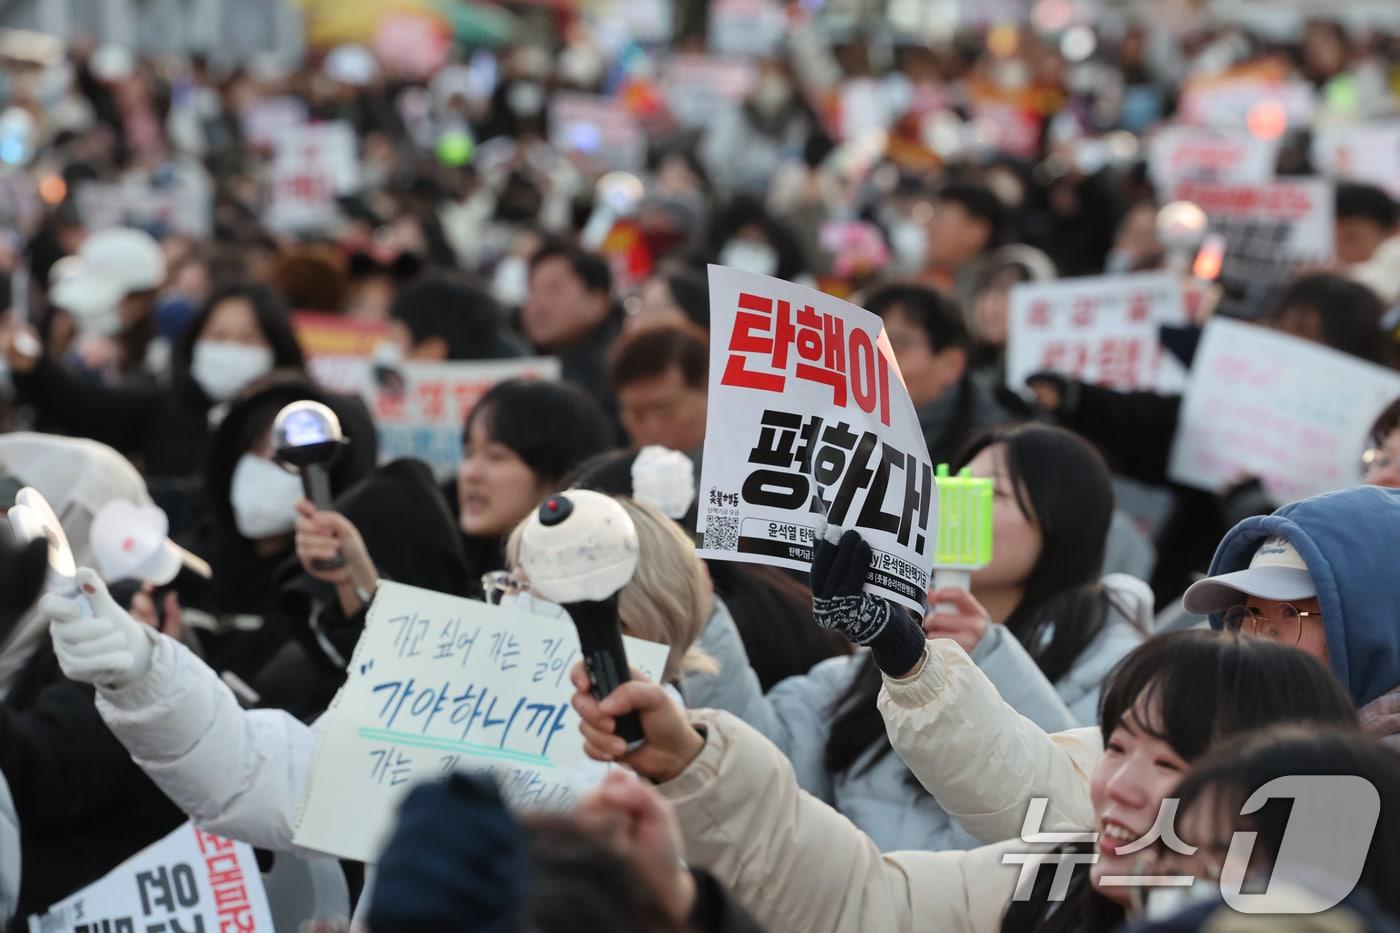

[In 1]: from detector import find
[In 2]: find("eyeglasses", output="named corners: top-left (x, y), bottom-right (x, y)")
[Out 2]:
top-left (1221, 603), bottom-right (1321, 645)
top-left (481, 570), bottom-right (530, 605)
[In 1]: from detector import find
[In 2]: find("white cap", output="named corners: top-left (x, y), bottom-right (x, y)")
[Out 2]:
top-left (48, 255), bottom-right (122, 329)
top-left (1183, 536), bottom-right (1317, 615)
top-left (89, 499), bottom-right (183, 586)
top-left (78, 227), bottom-right (166, 294)
top-left (89, 44), bottom-right (134, 83)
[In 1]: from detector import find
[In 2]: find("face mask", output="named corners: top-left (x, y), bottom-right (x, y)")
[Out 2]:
top-left (890, 221), bottom-right (928, 270)
top-left (229, 453), bottom-right (303, 540)
top-left (192, 341), bottom-right (274, 402)
top-left (719, 240), bottom-right (779, 277)
top-left (507, 81), bottom-right (544, 117)
top-left (491, 255), bottom-right (530, 307)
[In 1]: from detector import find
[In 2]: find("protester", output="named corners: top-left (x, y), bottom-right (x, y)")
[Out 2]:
top-left (624, 268), bottom-right (711, 335)
top-left (369, 770), bottom-right (763, 933)
top-left (864, 283), bottom-right (1007, 466)
top-left (916, 182), bottom-right (1008, 304)
top-left (450, 379), bottom-right (614, 585)
top-left (610, 324), bottom-right (710, 457)
top-left (1143, 726), bottom-right (1400, 923)
top-left (521, 241), bottom-right (624, 418)
top-left (1336, 182), bottom-right (1398, 268)
top-left (569, 630), bottom-right (1357, 932)
top-left (1364, 397), bottom-right (1400, 489)
top-left (693, 425), bottom-right (1148, 851)
top-left (2, 282), bottom-right (305, 527)
top-left (386, 272), bottom-right (526, 362)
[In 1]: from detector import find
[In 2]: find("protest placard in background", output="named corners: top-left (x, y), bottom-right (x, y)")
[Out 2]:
top-left (265, 121), bottom-right (361, 233)
top-left (1311, 120), bottom-right (1400, 197)
top-left (707, 0), bottom-right (787, 57)
top-left (696, 266), bottom-right (937, 613)
top-left (1004, 272), bottom-right (1190, 395)
top-left (1171, 178), bottom-right (1333, 317)
top-left (660, 55), bottom-right (755, 128)
top-left (293, 582), bottom-right (670, 863)
top-left (240, 96), bottom-right (308, 150)
top-left (1168, 319), bottom-right (1400, 502)
top-left (1147, 126), bottom-right (1278, 189)
top-left (547, 93), bottom-right (646, 174)
top-left (29, 822), bottom-right (272, 933)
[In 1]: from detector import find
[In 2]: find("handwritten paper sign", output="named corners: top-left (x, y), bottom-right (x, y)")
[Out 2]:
top-left (696, 266), bottom-right (937, 613)
top-left (265, 122), bottom-right (361, 233)
top-left (1004, 273), bottom-right (1189, 395)
top-left (1147, 125), bottom-right (1278, 189)
top-left (293, 583), bottom-right (670, 863)
top-left (1168, 318), bottom-right (1400, 502)
top-left (29, 823), bottom-right (272, 933)
top-left (1311, 120), bottom-right (1400, 197)
top-left (1171, 178), bottom-right (1334, 318)
top-left (547, 93), bottom-right (646, 174)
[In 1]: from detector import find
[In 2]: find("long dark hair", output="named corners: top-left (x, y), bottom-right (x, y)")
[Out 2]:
top-left (1172, 726), bottom-right (1400, 918)
top-left (825, 423), bottom-right (1121, 777)
top-left (171, 281), bottom-right (306, 400)
top-left (1002, 630), bottom-right (1359, 933)
top-left (466, 380), bottom-right (614, 489)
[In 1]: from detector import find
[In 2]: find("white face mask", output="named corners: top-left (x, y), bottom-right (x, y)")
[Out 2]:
top-left (507, 81), bottom-right (544, 117)
top-left (229, 453), bottom-right (303, 540)
top-left (890, 221), bottom-right (928, 270)
top-left (491, 255), bottom-right (530, 307)
top-left (719, 240), bottom-right (779, 277)
top-left (192, 341), bottom-right (274, 402)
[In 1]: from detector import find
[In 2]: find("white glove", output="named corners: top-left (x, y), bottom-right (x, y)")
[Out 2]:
top-left (40, 568), bottom-right (155, 689)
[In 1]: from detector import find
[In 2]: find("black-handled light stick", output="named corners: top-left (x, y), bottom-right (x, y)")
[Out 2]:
top-left (273, 400), bottom-right (349, 571)
top-left (520, 490), bottom-right (645, 750)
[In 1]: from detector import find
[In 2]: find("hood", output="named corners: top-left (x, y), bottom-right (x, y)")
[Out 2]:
top-left (1204, 486), bottom-right (1400, 706)
top-left (205, 377), bottom-right (380, 541)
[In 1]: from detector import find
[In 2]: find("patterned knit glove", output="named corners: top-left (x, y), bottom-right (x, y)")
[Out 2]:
top-left (811, 528), bottom-right (925, 676)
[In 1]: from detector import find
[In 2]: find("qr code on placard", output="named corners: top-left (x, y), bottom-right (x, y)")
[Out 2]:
top-left (704, 514), bottom-right (740, 551)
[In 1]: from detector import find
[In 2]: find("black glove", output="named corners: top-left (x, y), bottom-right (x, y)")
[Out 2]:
top-left (811, 529), bottom-right (925, 676)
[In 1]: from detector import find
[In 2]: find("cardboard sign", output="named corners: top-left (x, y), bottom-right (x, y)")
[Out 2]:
top-left (547, 93), bottom-right (646, 174)
top-left (1168, 319), bottom-right (1400, 502)
top-left (29, 822), bottom-right (272, 933)
top-left (1004, 273), bottom-right (1189, 395)
top-left (1311, 121), bottom-right (1400, 197)
top-left (265, 122), bottom-right (361, 233)
top-left (1171, 178), bottom-right (1333, 317)
top-left (660, 55), bottom-right (755, 128)
top-left (1147, 125), bottom-right (1278, 189)
top-left (696, 266), bottom-right (937, 613)
top-left (292, 583), bottom-right (670, 863)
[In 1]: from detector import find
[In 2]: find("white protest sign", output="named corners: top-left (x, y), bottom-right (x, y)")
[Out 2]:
top-left (547, 93), bottom-right (646, 174)
top-left (1004, 273), bottom-right (1189, 395)
top-left (1147, 125), bottom-right (1278, 189)
top-left (1179, 79), bottom-right (1316, 130)
top-left (1311, 121), bottom-right (1400, 197)
top-left (293, 583), bottom-right (670, 863)
top-left (305, 356), bottom-right (562, 483)
top-left (660, 55), bottom-right (755, 128)
top-left (707, 0), bottom-right (787, 57)
top-left (696, 266), bottom-right (937, 614)
top-left (29, 822), bottom-right (272, 933)
top-left (1171, 178), bottom-right (1334, 317)
top-left (1168, 318), bottom-right (1400, 502)
top-left (265, 121), bottom-right (361, 233)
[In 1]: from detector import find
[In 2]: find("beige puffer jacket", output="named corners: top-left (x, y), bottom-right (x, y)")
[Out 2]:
top-left (659, 639), bottom-right (1106, 933)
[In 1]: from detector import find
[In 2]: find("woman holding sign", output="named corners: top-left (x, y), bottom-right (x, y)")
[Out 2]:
top-left (717, 424), bottom-right (1149, 854)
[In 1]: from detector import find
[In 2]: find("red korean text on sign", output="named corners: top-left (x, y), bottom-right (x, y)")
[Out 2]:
top-left (196, 830), bottom-right (258, 933)
top-left (722, 291), bottom-right (892, 426)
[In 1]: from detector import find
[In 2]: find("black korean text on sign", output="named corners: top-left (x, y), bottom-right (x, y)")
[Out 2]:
top-left (722, 291), bottom-right (893, 427)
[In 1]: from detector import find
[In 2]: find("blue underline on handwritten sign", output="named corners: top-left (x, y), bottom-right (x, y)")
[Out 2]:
top-left (356, 727), bottom-right (556, 768)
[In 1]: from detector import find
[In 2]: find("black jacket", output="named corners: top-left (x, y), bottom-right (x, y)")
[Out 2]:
top-left (0, 641), bottom-right (185, 919)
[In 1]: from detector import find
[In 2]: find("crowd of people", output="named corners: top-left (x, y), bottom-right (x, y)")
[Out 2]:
top-left (0, 1), bottom-right (1397, 930)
